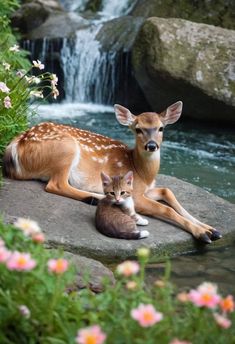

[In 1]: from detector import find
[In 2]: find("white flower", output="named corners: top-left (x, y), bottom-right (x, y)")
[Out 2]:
top-left (0, 82), bottom-right (10, 93)
top-left (16, 70), bottom-right (25, 78)
top-left (3, 96), bottom-right (12, 109)
top-left (51, 74), bottom-right (58, 86)
top-left (19, 305), bottom-right (31, 318)
top-left (14, 218), bottom-right (41, 236)
top-left (32, 60), bottom-right (44, 70)
top-left (3, 62), bottom-right (10, 70)
top-left (25, 76), bottom-right (40, 84)
top-left (52, 86), bottom-right (59, 99)
top-left (9, 44), bottom-right (20, 52)
top-left (30, 90), bottom-right (44, 98)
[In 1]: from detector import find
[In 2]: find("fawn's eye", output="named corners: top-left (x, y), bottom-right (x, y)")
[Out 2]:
top-left (135, 128), bottom-right (142, 134)
top-left (121, 191), bottom-right (125, 195)
top-left (159, 127), bottom-right (164, 132)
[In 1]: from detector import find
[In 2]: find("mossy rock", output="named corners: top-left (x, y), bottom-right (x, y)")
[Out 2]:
top-left (132, 17), bottom-right (235, 122)
top-left (131, 0), bottom-right (235, 30)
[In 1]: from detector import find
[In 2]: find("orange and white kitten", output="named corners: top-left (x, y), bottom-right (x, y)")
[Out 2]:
top-left (95, 171), bottom-right (149, 239)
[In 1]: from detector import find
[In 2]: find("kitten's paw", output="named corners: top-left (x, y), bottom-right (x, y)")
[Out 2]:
top-left (136, 217), bottom-right (149, 226)
top-left (139, 230), bottom-right (149, 239)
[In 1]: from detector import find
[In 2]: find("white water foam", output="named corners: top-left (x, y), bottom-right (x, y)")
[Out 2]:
top-left (35, 102), bottom-right (114, 119)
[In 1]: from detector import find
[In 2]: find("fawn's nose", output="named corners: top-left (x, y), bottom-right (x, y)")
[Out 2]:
top-left (145, 141), bottom-right (158, 152)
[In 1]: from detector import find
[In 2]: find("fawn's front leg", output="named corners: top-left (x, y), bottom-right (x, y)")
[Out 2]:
top-left (135, 194), bottom-right (221, 243)
top-left (145, 187), bottom-right (222, 242)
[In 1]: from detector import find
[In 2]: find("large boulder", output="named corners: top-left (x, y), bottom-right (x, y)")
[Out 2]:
top-left (132, 17), bottom-right (235, 122)
top-left (11, 0), bottom-right (63, 35)
top-left (1, 176), bottom-right (234, 263)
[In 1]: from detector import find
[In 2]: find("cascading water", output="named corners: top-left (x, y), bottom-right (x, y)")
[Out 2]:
top-left (57, 0), bottom-right (136, 104)
top-left (61, 25), bottom-right (118, 104)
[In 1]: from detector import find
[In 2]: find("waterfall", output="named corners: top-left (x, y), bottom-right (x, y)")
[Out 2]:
top-left (24, 0), bottom-right (140, 105)
top-left (59, 0), bottom-right (136, 104)
top-left (61, 25), bottom-right (128, 104)
top-left (101, 0), bottom-right (136, 17)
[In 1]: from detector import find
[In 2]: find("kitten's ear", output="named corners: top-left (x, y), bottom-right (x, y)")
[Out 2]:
top-left (124, 170), bottom-right (133, 185)
top-left (101, 172), bottom-right (111, 186)
top-left (114, 104), bottom-right (136, 126)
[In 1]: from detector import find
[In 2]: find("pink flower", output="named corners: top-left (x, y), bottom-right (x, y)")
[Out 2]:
top-left (14, 218), bottom-right (41, 236)
top-left (116, 260), bottom-right (140, 277)
top-left (16, 70), bottom-right (25, 78)
top-left (32, 60), bottom-right (44, 70)
top-left (188, 282), bottom-right (220, 309)
top-left (47, 258), bottom-right (69, 274)
top-left (131, 304), bottom-right (163, 327)
top-left (19, 305), bottom-right (31, 318)
top-left (32, 232), bottom-right (45, 243)
top-left (0, 246), bottom-right (11, 263)
top-left (213, 313), bottom-right (231, 329)
top-left (0, 82), bottom-right (10, 93)
top-left (9, 44), bottom-right (20, 52)
top-left (170, 340), bottom-right (192, 344)
top-left (4, 96), bottom-right (12, 109)
top-left (76, 325), bottom-right (106, 344)
top-left (6, 251), bottom-right (36, 271)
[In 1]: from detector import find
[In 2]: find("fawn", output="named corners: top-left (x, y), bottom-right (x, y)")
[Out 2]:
top-left (3, 101), bottom-right (222, 243)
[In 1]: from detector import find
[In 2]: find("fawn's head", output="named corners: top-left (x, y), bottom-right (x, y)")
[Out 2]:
top-left (101, 171), bottom-right (133, 205)
top-left (114, 101), bottom-right (183, 154)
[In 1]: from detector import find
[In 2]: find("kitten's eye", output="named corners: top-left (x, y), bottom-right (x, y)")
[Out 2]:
top-left (110, 192), bottom-right (115, 195)
top-left (135, 128), bottom-right (142, 134)
top-left (159, 127), bottom-right (164, 132)
top-left (121, 191), bottom-right (125, 195)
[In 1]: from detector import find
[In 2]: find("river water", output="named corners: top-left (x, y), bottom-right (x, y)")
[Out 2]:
top-left (35, 102), bottom-right (235, 294)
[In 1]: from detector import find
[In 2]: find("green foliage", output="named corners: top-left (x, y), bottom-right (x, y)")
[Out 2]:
top-left (0, 219), bottom-right (234, 344)
top-left (0, 1), bottom-right (31, 160)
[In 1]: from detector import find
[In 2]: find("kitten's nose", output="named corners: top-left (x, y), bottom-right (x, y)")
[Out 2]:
top-left (116, 198), bottom-right (121, 203)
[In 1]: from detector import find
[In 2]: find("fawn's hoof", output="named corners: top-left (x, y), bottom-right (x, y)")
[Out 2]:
top-left (199, 233), bottom-right (212, 244)
top-left (210, 229), bottom-right (222, 241)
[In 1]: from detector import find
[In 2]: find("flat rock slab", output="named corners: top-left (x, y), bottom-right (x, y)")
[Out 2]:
top-left (0, 176), bottom-right (234, 263)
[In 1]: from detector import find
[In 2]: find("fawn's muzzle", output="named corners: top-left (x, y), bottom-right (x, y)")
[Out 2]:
top-left (145, 141), bottom-right (158, 152)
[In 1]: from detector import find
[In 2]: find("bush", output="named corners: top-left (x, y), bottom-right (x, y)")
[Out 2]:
top-left (0, 0), bottom-right (59, 159)
top-left (0, 218), bottom-right (234, 343)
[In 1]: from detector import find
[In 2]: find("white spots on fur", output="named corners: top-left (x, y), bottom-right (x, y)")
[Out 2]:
top-left (117, 161), bottom-right (123, 167)
top-left (10, 142), bottom-right (21, 174)
top-left (68, 145), bottom-right (81, 187)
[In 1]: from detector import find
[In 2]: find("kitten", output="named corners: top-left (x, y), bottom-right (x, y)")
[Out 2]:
top-left (95, 171), bottom-right (149, 240)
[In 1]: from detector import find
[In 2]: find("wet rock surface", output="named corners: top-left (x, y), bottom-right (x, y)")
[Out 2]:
top-left (1, 176), bottom-right (234, 263)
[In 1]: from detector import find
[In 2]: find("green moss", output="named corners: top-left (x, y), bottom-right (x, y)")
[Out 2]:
top-left (132, 0), bottom-right (235, 30)
top-left (85, 0), bottom-right (102, 12)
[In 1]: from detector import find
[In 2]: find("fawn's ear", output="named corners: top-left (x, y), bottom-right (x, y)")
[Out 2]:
top-left (101, 172), bottom-right (111, 186)
top-left (124, 170), bottom-right (133, 186)
top-left (160, 101), bottom-right (183, 125)
top-left (114, 104), bottom-right (136, 126)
